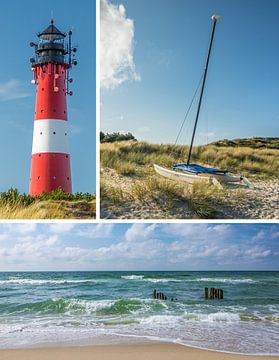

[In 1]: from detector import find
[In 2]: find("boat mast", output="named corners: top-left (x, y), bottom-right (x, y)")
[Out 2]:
top-left (186, 15), bottom-right (220, 165)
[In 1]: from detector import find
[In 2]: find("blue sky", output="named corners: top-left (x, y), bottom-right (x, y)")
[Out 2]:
top-left (101, 0), bottom-right (279, 145)
top-left (0, 223), bottom-right (278, 271)
top-left (0, 0), bottom-right (95, 194)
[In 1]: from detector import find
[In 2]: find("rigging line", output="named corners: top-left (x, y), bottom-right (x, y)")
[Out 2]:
top-left (181, 111), bottom-right (195, 162)
top-left (174, 73), bottom-right (204, 147)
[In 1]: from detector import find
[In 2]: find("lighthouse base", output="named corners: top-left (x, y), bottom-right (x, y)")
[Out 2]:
top-left (29, 153), bottom-right (72, 196)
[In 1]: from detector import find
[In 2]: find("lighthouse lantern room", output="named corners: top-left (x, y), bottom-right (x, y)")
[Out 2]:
top-left (29, 20), bottom-right (77, 196)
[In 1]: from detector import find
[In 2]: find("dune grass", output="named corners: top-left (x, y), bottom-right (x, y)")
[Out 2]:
top-left (100, 140), bottom-right (278, 219)
top-left (0, 188), bottom-right (96, 219)
top-left (101, 140), bottom-right (279, 180)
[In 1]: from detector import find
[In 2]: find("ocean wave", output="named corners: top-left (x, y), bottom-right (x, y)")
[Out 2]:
top-left (140, 314), bottom-right (181, 326)
top-left (0, 278), bottom-right (96, 286)
top-left (2, 298), bottom-right (114, 316)
top-left (121, 275), bottom-right (182, 283)
top-left (144, 278), bottom-right (182, 283)
top-left (185, 312), bottom-right (241, 322)
top-left (121, 275), bottom-right (144, 280)
top-left (240, 314), bottom-right (279, 322)
top-left (2, 298), bottom-right (158, 317)
top-left (196, 278), bottom-right (256, 284)
top-left (96, 298), bottom-right (155, 316)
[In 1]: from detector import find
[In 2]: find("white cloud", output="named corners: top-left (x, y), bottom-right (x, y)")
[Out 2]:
top-left (48, 223), bottom-right (77, 234)
top-left (0, 224), bottom-right (277, 271)
top-left (243, 245), bottom-right (271, 259)
top-left (0, 79), bottom-right (30, 101)
top-left (3, 223), bottom-right (37, 235)
top-left (45, 235), bottom-right (59, 246)
top-left (125, 223), bottom-right (157, 242)
top-left (0, 234), bottom-right (8, 242)
top-left (76, 223), bottom-right (114, 238)
top-left (100, 0), bottom-right (140, 89)
top-left (199, 131), bottom-right (215, 138)
top-left (48, 224), bottom-right (114, 239)
top-left (162, 223), bottom-right (231, 240)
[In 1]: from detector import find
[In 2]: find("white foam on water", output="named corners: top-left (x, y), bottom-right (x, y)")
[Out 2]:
top-left (144, 278), bottom-right (182, 283)
top-left (0, 313), bottom-right (278, 354)
top-left (0, 278), bottom-right (97, 285)
top-left (195, 312), bottom-right (240, 322)
top-left (121, 275), bottom-right (182, 283)
top-left (196, 278), bottom-right (256, 284)
top-left (121, 275), bottom-right (144, 280)
top-left (61, 298), bottom-right (115, 314)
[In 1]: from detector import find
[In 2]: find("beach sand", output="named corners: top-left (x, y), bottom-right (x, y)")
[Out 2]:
top-left (101, 166), bottom-right (279, 219)
top-left (0, 343), bottom-right (278, 360)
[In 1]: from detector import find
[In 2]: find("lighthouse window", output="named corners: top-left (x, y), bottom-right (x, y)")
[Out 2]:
top-left (64, 111), bottom-right (66, 114)
top-left (67, 177), bottom-right (69, 180)
top-left (53, 132), bottom-right (56, 135)
top-left (66, 155), bottom-right (68, 158)
top-left (42, 88), bottom-right (44, 91)
top-left (37, 176), bottom-right (40, 180)
top-left (41, 109), bottom-right (43, 113)
top-left (40, 132), bottom-right (42, 135)
top-left (65, 133), bottom-right (67, 136)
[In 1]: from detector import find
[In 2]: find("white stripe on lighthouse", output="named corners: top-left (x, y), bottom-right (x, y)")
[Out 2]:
top-left (32, 119), bottom-right (70, 154)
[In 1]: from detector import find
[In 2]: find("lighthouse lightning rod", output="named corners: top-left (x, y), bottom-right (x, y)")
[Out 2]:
top-left (186, 15), bottom-right (220, 165)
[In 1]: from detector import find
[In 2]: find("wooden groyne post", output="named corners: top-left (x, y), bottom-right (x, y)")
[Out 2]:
top-left (153, 289), bottom-right (167, 301)
top-left (206, 287), bottom-right (223, 300)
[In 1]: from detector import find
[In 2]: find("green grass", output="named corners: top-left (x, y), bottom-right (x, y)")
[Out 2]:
top-left (211, 137), bottom-right (279, 149)
top-left (0, 188), bottom-right (96, 219)
top-left (101, 140), bottom-right (279, 180)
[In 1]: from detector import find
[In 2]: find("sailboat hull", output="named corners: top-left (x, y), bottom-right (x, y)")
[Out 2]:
top-left (153, 164), bottom-right (254, 189)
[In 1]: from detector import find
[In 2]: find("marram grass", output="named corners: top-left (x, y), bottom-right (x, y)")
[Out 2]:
top-left (100, 140), bottom-right (278, 219)
top-left (101, 141), bottom-right (279, 180)
top-left (0, 188), bottom-right (96, 219)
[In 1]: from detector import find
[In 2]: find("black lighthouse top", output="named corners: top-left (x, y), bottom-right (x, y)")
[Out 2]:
top-left (38, 20), bottom-right (66, 40)
top-left (30, 20), bottom-right (67, 65)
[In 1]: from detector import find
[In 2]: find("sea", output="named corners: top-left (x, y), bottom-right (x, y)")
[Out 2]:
top-left (0, 271), bottom-right (278, 354)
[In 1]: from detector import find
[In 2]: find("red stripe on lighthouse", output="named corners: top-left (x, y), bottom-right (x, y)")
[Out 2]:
top-left (30, 62), bottom-right (72, 196)
top-left (34, 64), bottom-right (68, 120)
top-left (30, 153), bottom-right (72, 195)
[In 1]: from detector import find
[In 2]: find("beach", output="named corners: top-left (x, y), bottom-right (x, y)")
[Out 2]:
top-left (0, 343), bottom-right (279, 360)
top-left (101, 168), bottom-right (279, 219)
top-left (0, 271), bottom-right (278, 354)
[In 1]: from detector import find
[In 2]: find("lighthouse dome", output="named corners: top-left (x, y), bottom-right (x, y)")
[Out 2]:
top-left (38, 20), bottom-right (66, 41)
top-left (34, 20), bottom-right (67, 65)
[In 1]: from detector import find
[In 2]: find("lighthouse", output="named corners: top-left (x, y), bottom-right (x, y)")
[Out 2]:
top-left (29, 20), bottom-right (77, 196)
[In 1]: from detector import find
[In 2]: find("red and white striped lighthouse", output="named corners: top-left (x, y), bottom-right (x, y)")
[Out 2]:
top-left (29, 20), bottom-right (77, 196)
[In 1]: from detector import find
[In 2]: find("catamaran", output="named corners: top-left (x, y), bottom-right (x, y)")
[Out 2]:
top-left (154, 15), bottom-right (253, 189)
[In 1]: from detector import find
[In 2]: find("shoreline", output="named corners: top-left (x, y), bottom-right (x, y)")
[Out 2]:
top-left (0, 342), bottom-right (278, 360)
